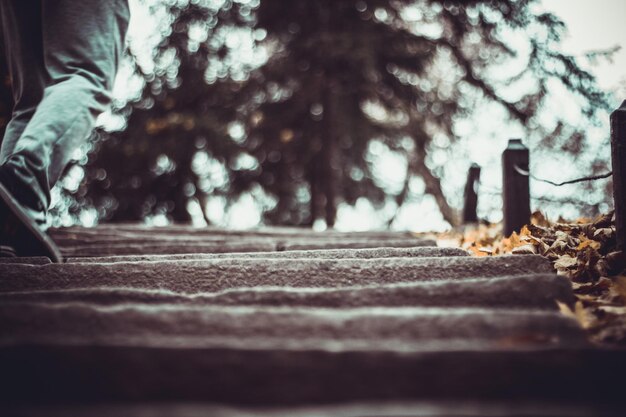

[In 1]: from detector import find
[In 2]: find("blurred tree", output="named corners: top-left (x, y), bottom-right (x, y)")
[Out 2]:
top-left (83, 0), bottom-right (257, 222)
top-left (0, 0), bottom-right (612, 227)
top-left (245, 0), bottom-right (438, 226)
top-left (242, 0), bottom-right (610, 226)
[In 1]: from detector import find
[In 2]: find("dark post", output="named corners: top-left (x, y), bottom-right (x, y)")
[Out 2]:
top-left (611, 100), bottom-right (626, 251)
top-left (462, 163), bottom-right (481, 224)
top-left (502, 138), bottom-right (531, 236)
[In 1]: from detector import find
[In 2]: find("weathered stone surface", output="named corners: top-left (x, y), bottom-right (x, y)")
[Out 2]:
top-left (0, 256), bottom-right (51, 265)
top-left (277, 239), bottom-right (435, 251)
top-left (0, 345), bottom-right (624, 405)
top-left (49, 225), bottom-right (422, 239)
top-left (0, 303), bottom-right (587, 348)
top-left (48, 226), bottom-right (436, 257)
top-left (48, 226), bottom-right (430, 242)
top-left (68, 246), bottom-right (468, 263)
top-left (55, 238), bottom-right (437, 257)
top-left (5, 401), bottom-right (625, 417)
top-left (0, 255), bottom-right (552, 293)
top-left (0, 274), bottom-right (573, 309)
top-left (56, 241), bottom-right (274, 257)
top-left (3, 224), bottom-right (619, 413)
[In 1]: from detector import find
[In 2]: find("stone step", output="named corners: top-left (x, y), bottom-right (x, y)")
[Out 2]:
top-left (0, 274), bottom-right (573, 309)
top-left (54, 238), bottom-right (436, 257)
top-left (4, 401), bottom-right (625, 417)
top-left (0, 255), bottom-right (553, 293)
top-left (0, 302), bottom-right (587, 348)
top-left (1, 344), bottom-right (623, 406)
top-left (65, 246), bottom-right (468, 264)
top-left (48, 226), bottom-right (436, 257)
top-left (4, 225), bottom-right (621, 412)
top-left (48, 228), bottom-right (431, 247)
top-left (49, 225), bottom-right (423, 239)
top-left (0, 299), bottom-right (607, 406)
top-left (279, 238), bottom-right (434, 251)
top-left (51, 235), bottom-right (433, 246)
top-left (0, 256), bottom-right (51, 265)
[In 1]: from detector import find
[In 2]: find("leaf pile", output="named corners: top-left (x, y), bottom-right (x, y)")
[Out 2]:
top-left (456, 211), bottom-right (626, 346)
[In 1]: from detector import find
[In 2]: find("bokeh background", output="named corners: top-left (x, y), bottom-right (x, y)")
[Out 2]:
top-left (1, 0), bottom-right (624, 231)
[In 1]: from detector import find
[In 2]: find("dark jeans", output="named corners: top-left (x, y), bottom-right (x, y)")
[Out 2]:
top-left (0, 0), bottom-right (129, 227)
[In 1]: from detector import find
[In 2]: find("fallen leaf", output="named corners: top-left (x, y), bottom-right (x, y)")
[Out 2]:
top-left (455, 211), bottom-right (624, 345)
top-left (531, 211), bottom-right (550, 227)
top-left (597, 306), bottom-right (626, 315)
top-left (595, 259), bottom-right (610, 277)
top-left (593, 211), bottom-right (614, 229)
top-left (612, 276), bottom-right (626, 302)
top-left (577, 238), bottom-right (601, 251)
top-left (556, 300), bottom-right (576, 318)
top-left (557, 301), bottom-right (595, 329)
top-left (512, 244), bottom-right (537, 255)
top-left (593, 227), bottom-right (615, 242)
top-left (551, 241), bottom-right (568, 253)
top-left (554, 255), bottom-right (577, 270)
top-left (556, 301), bottom-right (594, 329)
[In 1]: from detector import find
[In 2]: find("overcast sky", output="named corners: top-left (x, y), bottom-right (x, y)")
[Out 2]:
top-left (541, 0), bottom-right (626, 97)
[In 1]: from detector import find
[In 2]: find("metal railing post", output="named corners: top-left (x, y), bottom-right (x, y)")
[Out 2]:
top-left (611, 100), bottom-right (626, 251)
top-left (462, 163), bottom-right (481, 224)
top-left (502, 138), bottom-right (531, 236)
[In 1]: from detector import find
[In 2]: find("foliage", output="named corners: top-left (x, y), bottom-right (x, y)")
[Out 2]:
top-left (0, 0), bottom-right (614, 226)
top-left (81, 0), bottom-right (258, 222)
top-left (457, 211), bottom-right (626, 345)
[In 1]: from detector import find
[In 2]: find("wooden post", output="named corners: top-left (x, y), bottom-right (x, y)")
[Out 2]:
top-left (611, 100), bottom-right (626, 251)
top-left (502, 139), bottom-right (530, 236)
top-left (462, 163), bottom-right (481, 224)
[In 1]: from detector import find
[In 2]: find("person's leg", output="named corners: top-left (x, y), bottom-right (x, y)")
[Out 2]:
top-left (0, 0), bottom-right (129, 225)
top-left (0, 0), bottom-right (47, 224)
top-left (0, 0), bottom-right (46, 164)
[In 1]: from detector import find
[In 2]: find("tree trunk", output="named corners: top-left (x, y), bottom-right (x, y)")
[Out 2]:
top-left (309, 155), bottom-right (323, 227)
top-left (413, 145), bottom-right (458, 227)
top-left (321, 79), bottom-right (338, 228)
top-left (171, 152), bottom-right (194, 224)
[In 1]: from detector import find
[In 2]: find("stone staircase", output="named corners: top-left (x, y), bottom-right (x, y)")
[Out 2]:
top-left (0, 226), bottom-right (624, 416)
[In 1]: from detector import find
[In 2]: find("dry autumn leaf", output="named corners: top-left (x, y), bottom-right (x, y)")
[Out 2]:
top-left (512, 244), bottom-right (537, 255)
top-left (452, 210), bottom-right (625, 345)
top-left (612, 276), bottom-right (626, 303)
top-left (554, 255), bottom-right (577, 270)
top-left (577, 238), bottom-right (601, 251)
top-left (593, 227), bottom-right (615, 241)
top-left (556, 300), bottom-right (594, 329)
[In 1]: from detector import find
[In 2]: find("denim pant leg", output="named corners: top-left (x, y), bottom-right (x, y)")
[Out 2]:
top-left (0, 0), bottom-right (129, 226)
top-left (0, 0), bottom-right (47, 161)
top-left (0, 0), bottom-right (47, 225)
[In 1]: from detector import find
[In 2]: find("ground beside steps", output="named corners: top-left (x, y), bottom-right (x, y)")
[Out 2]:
top-left (0, 225), bottom-right (624, 416)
